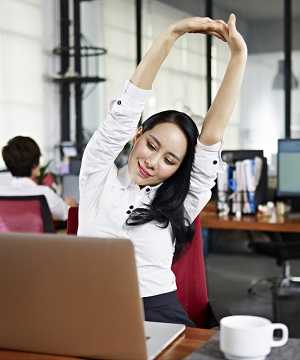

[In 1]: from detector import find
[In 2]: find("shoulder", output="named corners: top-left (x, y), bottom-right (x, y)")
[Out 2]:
top-left (35, 185), bottom-right (61, 199)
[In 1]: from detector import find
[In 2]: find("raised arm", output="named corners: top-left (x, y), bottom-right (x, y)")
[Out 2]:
top-left (130, 17), bottom-right (228, 90)
top-left (199, 14), bottom-right (247, 145)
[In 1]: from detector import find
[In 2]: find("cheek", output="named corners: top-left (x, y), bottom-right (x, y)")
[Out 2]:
top-left (133, 142), bottom-right (150, 159)
top-left (158, 163), bottom-right (180, 179)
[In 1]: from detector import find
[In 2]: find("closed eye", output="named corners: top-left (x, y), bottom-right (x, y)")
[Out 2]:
top-left (147, 141), bottom-right (157, 151)
top-left (164, 157), bottom-right (176, 165)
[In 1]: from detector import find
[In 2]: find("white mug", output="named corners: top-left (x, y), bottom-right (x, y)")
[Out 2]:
top-left (220, 315), bottom-right (289, 360)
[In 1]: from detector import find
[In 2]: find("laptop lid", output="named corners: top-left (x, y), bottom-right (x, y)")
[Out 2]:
top-left (0, 233), bottom-right (147, 360)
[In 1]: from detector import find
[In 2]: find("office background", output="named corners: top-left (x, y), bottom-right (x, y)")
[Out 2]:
top-left (0, 0), bottom-right (299, 173)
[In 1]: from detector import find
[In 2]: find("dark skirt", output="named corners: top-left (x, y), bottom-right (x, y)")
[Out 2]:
top-left (142, 291), bottom-right (195, 327)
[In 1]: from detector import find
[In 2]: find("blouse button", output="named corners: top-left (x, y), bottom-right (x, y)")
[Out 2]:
top-left (129, 205), bottom-right (134, 209)
top-left (145, 187), bottom-right (150, 192)
top-left (213, 160), bottom-right (218, 165)
top-left (117, 100), bottom-right (122, 105)
top-left (126, 210), bottom-right (131, 215)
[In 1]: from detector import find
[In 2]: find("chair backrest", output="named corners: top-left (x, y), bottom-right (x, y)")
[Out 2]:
top-left (0, 195), bottom-right (55, 233)
top-left (171, 216), bottom-right (209, 327)
top-left (67, 206), bottom-right (79, 235)
top-left (66, 207), bottom-right (209, 326)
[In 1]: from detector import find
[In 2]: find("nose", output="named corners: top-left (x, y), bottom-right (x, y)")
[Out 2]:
top-left (145, 153), bottom-right (160, 169)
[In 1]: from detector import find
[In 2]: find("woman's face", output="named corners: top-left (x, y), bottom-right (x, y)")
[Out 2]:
top-left (128, 122), bottom-right (188, 186)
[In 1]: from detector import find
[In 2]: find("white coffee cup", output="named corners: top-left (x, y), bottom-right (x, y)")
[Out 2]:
top-left (220, 315), bottom-right (288, 360)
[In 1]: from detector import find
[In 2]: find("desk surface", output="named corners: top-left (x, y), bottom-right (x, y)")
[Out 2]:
top-left (0, 328), bottom-right (215, 360)
top-left (201, 206), bottom-right (300, 233)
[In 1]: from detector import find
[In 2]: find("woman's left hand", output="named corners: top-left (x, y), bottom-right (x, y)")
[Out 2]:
top-left (222, 14), bottom-right (247, 57)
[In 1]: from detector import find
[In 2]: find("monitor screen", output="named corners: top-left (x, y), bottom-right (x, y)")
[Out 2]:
top-left (277, 139), bottom-right (300, 197)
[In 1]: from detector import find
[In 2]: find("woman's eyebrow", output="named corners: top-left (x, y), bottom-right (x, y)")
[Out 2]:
top-left (148, 134), bottom-right (160, 146)
top-left (148, 134), bottom-right (181, 162)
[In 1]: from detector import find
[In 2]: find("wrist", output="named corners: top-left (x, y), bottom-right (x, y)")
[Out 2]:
top-left (230, 49), bottom-right (247, 63)
top-left (166, 24), bottom-right (183, 41)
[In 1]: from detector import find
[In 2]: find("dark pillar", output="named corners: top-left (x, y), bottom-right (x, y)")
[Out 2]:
top-left (205, 0), bottom-right (212, 110)
top-left (73, 0), bottom-right (83, 150)
top-left (60, 0), bottom-right (71, 142)
top-left (135, 0), bottom-right (142, 66)
top-left (284, 0), bottom-right (292, 138)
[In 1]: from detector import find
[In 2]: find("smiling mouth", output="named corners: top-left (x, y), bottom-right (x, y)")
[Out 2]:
top-left (138, 162), bottom-right (152, 178)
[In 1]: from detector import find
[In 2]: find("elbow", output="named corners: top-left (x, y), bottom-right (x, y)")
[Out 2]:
top-left (199, 132), bottom-right (223, 146)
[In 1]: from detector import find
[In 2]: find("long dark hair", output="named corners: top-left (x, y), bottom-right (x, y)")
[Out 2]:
top-left (126, 110), bottom-right (199, 260)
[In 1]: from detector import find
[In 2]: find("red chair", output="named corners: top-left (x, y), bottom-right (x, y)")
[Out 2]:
top-left (67, 207), bottom-right (209, 327)
top-left (0, 195), bottom-right (55, 233)
top-left (67, 206), bottom-right (79, 235)
top-left (171, 216), bottom-right (209, 327)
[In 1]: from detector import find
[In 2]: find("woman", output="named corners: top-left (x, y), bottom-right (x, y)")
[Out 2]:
top-left (78, 14), bottom-right (247, 326)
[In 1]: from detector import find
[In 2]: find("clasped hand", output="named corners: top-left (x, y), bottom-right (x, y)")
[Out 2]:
top-left (169, 14), bottom-right (247, 56)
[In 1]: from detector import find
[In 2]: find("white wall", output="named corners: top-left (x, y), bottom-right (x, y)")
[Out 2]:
top-left (240, 52), bottom-right (285, 161)
top-left (0, 0), bottom-right (60, 168)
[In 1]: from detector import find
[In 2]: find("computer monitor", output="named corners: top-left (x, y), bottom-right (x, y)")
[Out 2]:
top-left (277, 139), bottom-right (300, 198)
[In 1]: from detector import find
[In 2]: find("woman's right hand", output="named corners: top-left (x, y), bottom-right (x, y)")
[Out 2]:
top-left (168, 17), bottom-right (228, 42)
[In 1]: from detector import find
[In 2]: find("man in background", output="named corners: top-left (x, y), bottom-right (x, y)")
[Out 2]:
top-left (1, 136), bottom-right (76, 221)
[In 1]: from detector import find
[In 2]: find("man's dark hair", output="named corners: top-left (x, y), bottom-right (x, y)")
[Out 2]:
top-left (2, 136), bottom-right (41, 177)
top-left (126, 110), bottom-right (199, 260)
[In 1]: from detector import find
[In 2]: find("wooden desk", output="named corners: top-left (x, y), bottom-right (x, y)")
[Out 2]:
top-left (201, 208), bottom-right (300, 233)
top-left (0, 328), bottom-right (215, 360)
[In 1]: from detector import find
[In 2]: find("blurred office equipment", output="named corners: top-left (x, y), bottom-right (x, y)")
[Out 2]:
top-left (248, 139), bottom-right (300, 335)
top-left (62, 175), bottom-right (79, 204)
top-left (200, 205), bottom-right (300, 336)
top-left (0, 195), bottom-right (55, 233)
top-left (217, 150), bottom-right (268, 216)
top-left (277, 138), bottom-right (300, 214)
top-left (251, 139), bottom-right (300, 285)
top-left (69, 157), bottom-right (81, 175)
top-left (52, 0), bottom-right (106, 153)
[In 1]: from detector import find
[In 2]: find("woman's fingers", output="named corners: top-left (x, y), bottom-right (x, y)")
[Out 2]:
top-left (208, 31), bottom-right (227, 42)
top-left (208, 31), bottom-right (226, 42)
top-left (226, 13), bottom-right (247, 55)
top-left (216, 19), bottom-right (227, 26)
top-left (227, 13), bottom-right (237, 34)
top-left (171, 16), bottom-right (230, 41)
top-left (188, 19), bottom-right (228, 37)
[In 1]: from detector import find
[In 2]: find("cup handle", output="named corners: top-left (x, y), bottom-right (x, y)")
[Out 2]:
top-left (270, 323), bottom-right (289, 347)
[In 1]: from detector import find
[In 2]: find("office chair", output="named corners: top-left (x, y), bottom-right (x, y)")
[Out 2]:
top-left (67, 207), bottom-right (214, 327)
top-left (249, 232), bottom-right (300, 290)
top-left (0, 195), bottom-right (55, 233)
top-left (67, 206), bottom-right (79, 235)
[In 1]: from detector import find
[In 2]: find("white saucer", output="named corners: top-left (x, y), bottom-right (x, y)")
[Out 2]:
top-left (224, 353), bottom-right (266, 360)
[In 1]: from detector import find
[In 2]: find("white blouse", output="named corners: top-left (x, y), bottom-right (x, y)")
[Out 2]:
top-left (78, 80), bottom-right (223, 297)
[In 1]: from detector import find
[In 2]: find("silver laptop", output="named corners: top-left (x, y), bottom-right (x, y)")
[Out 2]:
top-left (0, 233), bottom-right (185, 360)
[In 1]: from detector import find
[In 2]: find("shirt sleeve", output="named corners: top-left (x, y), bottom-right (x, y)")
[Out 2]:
top-left (79, 81), bottom-right (152, 188)
top-left (184, 140), bottom-right (225, 222)
top-left (43, 187), bottom-right (69, 221)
